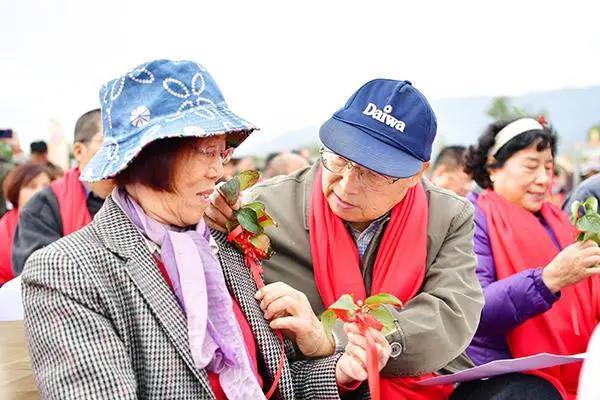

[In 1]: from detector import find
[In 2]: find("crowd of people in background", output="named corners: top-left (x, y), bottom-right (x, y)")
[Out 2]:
top-left (0, 58), bottom-right (599, 400)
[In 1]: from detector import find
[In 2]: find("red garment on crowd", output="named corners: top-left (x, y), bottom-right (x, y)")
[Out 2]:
top-left (50, 168), bottom-right (92, 236)
top-left (0, 209), bottom-right (19, 285)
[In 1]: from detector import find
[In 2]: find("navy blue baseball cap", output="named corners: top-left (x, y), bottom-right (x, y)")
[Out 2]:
top-left (319, 79), bottom-right (437, 178)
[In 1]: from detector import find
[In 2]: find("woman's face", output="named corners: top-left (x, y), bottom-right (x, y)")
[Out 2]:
top-left (18, 172), bottom-right (51, 208)
top-left (152, 135), bottom-right (227, 227)
top-left (489, 142), bottom-right (554, 212)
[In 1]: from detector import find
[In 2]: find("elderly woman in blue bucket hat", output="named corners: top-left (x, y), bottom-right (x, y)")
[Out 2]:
top-left (20, 59), bottom-right (373, 400)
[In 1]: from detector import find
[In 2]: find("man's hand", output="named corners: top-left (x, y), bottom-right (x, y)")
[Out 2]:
top-left (204, 188), bottom-right (241, 232)
top-left (335, 323), bottom-right (391, 386)
top-left (256, 282), bottom-right (335, 358)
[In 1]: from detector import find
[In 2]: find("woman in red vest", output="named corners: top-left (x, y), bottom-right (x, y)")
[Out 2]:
top-left (0, 163), bottom-right (50, 286)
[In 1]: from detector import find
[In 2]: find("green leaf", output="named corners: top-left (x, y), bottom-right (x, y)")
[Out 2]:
top-left (238, 170), bottom-right (260, 191)
top-left (257, 209), bottom-right (277, 229)
top-left (583, 231), bottom-right (600, 245)
top-left (364, 293), bottom-right (403, 308)
top-left (235, 208), bottom-right (262, 235)
top-left (368, 307), bottom-right (396, 336)
top-left (329, 294), bottom-right (357, 312)
top-left (249, 233), bottom-right (271, 253)
top-left (321, 309), bottom-right (337, 338)
top-left (584, 197), bottom-right (599, 215)
top-left (219, 177), bottom-right (241, 205)
top-left (576, 214), bottom-right (600, 235)
top-left (571, 201), bottom-right (582, 224)
top-left (244, 201), bottom-right (265, 213)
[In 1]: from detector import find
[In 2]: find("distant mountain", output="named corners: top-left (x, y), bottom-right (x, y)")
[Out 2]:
top-left (235, 86), bottom-right (600, 157)
top-left (431, 86), bottom-right (600, 154)
top-left (235, 126), bottom-right (320, 157)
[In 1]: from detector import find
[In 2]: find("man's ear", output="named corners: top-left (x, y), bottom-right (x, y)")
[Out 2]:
top-left (416, 161), bottom-right (430, 179)
top-left (72, 142), bottom-right (84, 164)
top-left (408, 162), bottom-right (430, 185)
top-left (421, 161), bottom-right (431, 174)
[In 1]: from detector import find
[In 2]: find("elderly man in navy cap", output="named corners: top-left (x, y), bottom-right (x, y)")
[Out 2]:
top-left (207, 79), bottom-right (483, 398)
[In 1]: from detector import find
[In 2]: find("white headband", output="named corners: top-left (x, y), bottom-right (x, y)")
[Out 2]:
top-left (488, 118), bottom-right (545, 157)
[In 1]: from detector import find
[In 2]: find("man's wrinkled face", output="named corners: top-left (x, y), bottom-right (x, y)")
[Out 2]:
top-left (320, 150), bottom-right (428, 230)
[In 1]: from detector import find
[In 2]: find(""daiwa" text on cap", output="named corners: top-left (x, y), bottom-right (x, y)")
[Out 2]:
top-left (362, 103), bottom-right (406, 132)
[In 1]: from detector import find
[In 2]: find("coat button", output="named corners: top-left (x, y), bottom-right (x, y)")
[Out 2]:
top-left (390, 342), bottom-right (402, 358)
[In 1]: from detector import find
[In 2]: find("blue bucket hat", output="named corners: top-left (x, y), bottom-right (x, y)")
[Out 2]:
top-left (319, 79), bottom-right (437, 178)
top-left (81, 59), bottom-right (257, 182)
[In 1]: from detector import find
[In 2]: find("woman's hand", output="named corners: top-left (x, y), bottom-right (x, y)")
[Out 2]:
top-left (543, 240), bottom-right (600, 293)
top-left (335, 323), bottom-right (391, 386)
top-left (256, 282), bottom-right (335, 358)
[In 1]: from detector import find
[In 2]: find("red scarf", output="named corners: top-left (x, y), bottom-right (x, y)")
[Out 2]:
top-left (309, 169), bottom-right (452, 400)
top-left (0, 209), bottom-right (19, 285)
top-left (50, 168), bottom-right (92, 236)
top-left (478, 189), bottom-right (600, 399)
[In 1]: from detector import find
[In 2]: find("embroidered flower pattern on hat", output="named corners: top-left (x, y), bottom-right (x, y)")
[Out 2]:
top-left (163, 72), bottom-right (221, 122)
top-left (103, 64), bottom-right (155, 105)
top-left (128, 67), bottom-right (155, 84)
top-left (110, 77), bottom-right (126, 102)
top-left (130, 106), bottom-right (151, 128)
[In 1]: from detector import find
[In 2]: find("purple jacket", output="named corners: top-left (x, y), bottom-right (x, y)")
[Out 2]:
top-left (466, 192), bottom-right (561, 365)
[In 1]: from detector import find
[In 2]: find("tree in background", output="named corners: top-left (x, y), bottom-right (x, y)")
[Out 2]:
top-left (587, 125), bottom-right (600, 145)
top-left (487, 97), bottom-right (546, 121)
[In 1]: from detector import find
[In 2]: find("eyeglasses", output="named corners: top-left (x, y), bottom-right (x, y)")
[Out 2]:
top-left (320, 148), bottom-right (401, 190)
top-left (197, 146), bottom-right (234, 164)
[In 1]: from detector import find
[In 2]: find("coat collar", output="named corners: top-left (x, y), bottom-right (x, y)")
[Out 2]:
top-left (300, 162), bottom-right (319, 230)
top-left (92, 195), bottom-right (147, 260)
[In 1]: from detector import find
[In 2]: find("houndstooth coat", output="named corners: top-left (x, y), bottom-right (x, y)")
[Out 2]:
top-left (22, 196), bottom-right (349, 400)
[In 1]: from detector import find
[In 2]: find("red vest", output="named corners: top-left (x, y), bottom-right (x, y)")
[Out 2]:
top-left (50, 168), bottom-right (92, 236)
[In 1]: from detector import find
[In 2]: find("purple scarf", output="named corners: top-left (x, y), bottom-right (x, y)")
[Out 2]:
top-left (112, 188), bottom-right (264, 399)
